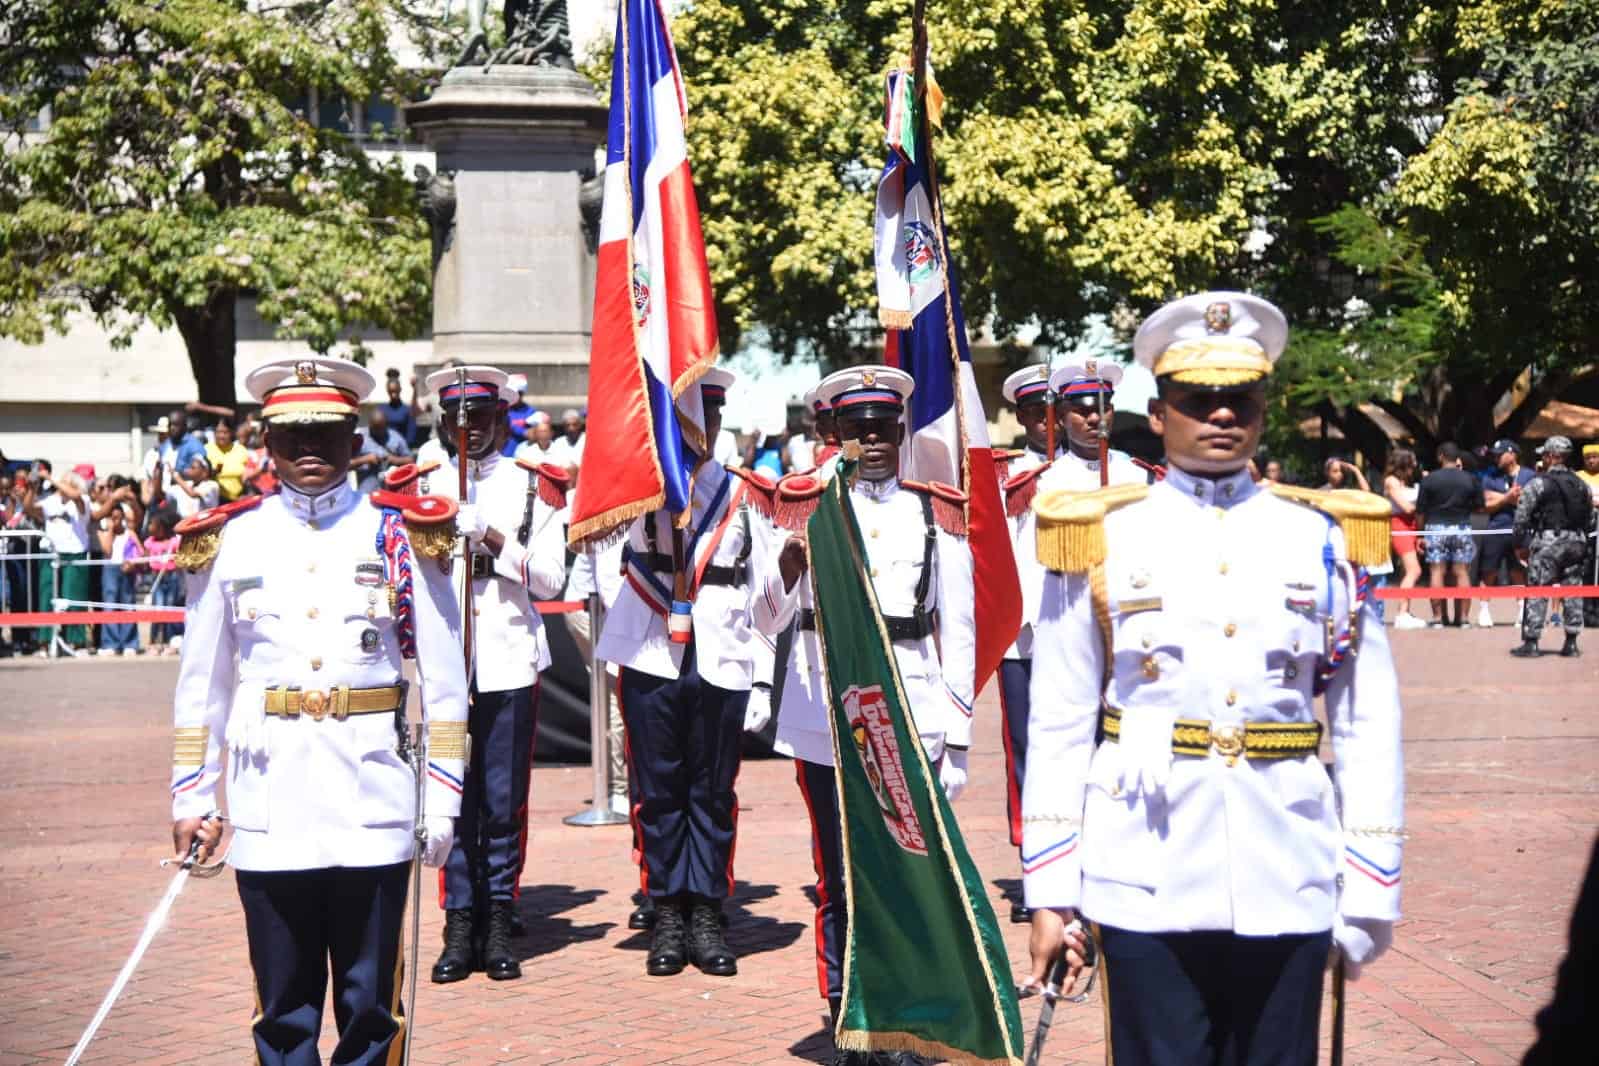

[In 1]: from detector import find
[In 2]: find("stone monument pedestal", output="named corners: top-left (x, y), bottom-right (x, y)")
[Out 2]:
top-left (406, 66), bottom-right (607, 407)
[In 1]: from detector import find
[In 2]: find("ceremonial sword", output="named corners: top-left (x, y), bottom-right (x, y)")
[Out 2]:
top-left (1022, 919), bottom-right (1097, 1066)
top-left (64, 811), bottom-right (226, 1066)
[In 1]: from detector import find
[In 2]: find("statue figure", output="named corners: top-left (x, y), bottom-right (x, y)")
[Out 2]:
top-left (414, 165), bottom-right (458, 271)
top-left (578, 168), bottom-right (605, 254)
top-left (452, 0), bottom-right (492, 67)
top-left (493, 0), bottom-right (575, 69)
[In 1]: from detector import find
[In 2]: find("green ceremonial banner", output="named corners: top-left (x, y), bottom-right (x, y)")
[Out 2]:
top-left (807, 463), bottom-right (1024, 1066)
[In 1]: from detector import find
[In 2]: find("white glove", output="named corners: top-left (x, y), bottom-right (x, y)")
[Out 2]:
top-left (744, 685), bottom-right (772, 733)
top-left (455, 503), bottom-right (488, 544)
top-left (1332, 915), bottom-right (1393, 980)
top-left (940, 748), bottom-right (970, 802)
top-left (421, 815), bottom-right (455, 868)
top-left (1117, 705), bottom-right (1178, 799)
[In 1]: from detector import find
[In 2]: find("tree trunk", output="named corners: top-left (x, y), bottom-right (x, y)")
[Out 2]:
top-left (173, 288), bottom-right (238, 406)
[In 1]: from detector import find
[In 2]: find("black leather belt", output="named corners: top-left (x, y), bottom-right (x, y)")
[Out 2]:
top-left (798, 606), bottom-right (933, 642)
top-left (638, 551), bottom-right (747, 588)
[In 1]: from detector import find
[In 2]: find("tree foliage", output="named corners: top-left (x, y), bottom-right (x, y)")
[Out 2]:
top-left (0, 0), bottom-right (444, 403)
top-left (1282, 0), bottom-right (1599, 457)
top-left (671, 0), bottom-right (1425, 361)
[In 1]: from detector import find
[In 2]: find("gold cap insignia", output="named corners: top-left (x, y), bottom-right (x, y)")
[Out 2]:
top-left (294, 360), bottom-right (317, 385)
top-left (1085, 359), bottom-right (1098, 375)
top-left (1204, 302), bottom-right (1232, 335)
top-left (862, 370), bottom-right (877, 386)
top-left (1036, 366), bottom-right (1049, 380)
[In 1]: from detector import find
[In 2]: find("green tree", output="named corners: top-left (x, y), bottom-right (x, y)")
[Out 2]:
top-left (0, 0), bottom-right (443, 404)
top-left (1281, 0), bottom-right (1599, 457)
top-left (670, 0), bottom-right (1427, 361)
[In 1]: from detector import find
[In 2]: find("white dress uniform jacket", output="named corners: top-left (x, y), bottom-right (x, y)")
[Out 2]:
top-left (1021, 466), bottom-right (1404, 935)
top-left (596, 461), bottom-right (782, 690)
top-left (435, 452), bottom-right (568, 691)
top-left (1008, 448), bottom-right (1144, 660)
top-left (761, 477), bottom-right (977, 766)
top-left (170, 482), bottom-right (469, 872)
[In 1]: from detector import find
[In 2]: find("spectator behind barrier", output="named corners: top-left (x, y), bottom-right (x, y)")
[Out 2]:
top-left (1416, 442), bottom-right (1484, 628)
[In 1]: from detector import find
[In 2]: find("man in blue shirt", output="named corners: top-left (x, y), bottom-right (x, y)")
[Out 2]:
top-left (1480, 439), bottom-right (1535, 624)
top-left (502, 373), bottom-right (539, 457)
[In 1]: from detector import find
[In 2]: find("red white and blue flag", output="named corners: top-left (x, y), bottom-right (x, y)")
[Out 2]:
top-left (875, 68), bottom-right (1020, 694)
top-left (570, 0), bottom-right (719, 546)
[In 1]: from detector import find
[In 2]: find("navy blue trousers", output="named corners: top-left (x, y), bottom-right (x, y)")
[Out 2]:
top-left (998, 657), bottom-right (1031, 849)
top-left (796, 758), bottom-right (846, 1000)
top-left (1098, 925), bottom-right (1331, 1066)
top-left (235, 862), bottom-right (410, 1066)
top-left (620, 646), bottom-right (747, 900)
top-left (441, 682), bottom-right (538, 909)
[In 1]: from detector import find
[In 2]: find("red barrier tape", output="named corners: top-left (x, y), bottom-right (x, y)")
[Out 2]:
top-left (0, 601), bottom-right (586, 627)
top-left (1375, 585), bottom-right (1599, 601)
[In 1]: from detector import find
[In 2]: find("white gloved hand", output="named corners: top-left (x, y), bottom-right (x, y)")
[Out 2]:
top-left (744, 685), bottom-right (773, 733)
top-left (1116, 706), bottom-right (1179, 799)
top-left (421, 815), bottom-right (455, 868)
top-left (940, 748), bottom-right (970, 802)
top-left (454, 503), bottom-right (488, 544)
top-left (1332, 915), bottom-right (1393, 980)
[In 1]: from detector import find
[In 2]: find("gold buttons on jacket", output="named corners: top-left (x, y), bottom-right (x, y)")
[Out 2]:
top-left (870, 528), bottom-right (880, 539)
top-left (247, 608), bottom-right (258, 620)
top-left (1225, 689), bottom-right (1238, 706)
top-left (1218, 562), bottom-right (1229, 575)
top-left (307, 607), bottom-right (319, 620)
top-left (1142, 656), bottom-right (1159, 680)
top-left (1224, 622), bottom-right (1237, 638)
top-left (310, 657), bottom-right (323, 671)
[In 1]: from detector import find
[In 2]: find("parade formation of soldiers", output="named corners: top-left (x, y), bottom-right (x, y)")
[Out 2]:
top-left (164, 291), bottom-right (1406, 1066)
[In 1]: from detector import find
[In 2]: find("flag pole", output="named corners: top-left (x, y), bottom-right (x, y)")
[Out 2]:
top-left (456, 368), bottom-right (475, 676)
top-left (1095, 384), bottom-right (1110, 488)
top-left (1045, 390), bottom-right (1057, 462)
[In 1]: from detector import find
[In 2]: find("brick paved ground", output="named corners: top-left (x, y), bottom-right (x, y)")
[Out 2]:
top-left (0, 620), bottom-right (1594, 1064)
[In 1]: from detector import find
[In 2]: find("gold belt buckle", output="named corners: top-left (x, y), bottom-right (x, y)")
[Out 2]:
top-left (1211, 724), bottom-right (1245, 767)
top-left (301, 689), bottom-right (329, 721)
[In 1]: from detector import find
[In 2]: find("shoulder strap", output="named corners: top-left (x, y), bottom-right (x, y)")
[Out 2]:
top-left (517, 465), bottom-right (538, 547)
top-left (914, 487), bottom-right (935, 612)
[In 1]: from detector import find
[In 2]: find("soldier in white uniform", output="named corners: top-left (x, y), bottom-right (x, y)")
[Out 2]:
top-left (1021, 294), bottom-right (1404, 1066)
top-left (595, 367), bottom-right (784, 978)
top-left (169, 357), bottom-right (468, 1066)
top-left (998, 362), bottom-right (1145, 924)
top-left (759, 365), bottom-right (976, 1066)
top-left (419, 366), bottom-right (570, 984)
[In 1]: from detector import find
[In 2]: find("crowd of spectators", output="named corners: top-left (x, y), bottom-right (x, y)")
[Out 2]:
top-left (1252, 439), bottom-right (1599, 632)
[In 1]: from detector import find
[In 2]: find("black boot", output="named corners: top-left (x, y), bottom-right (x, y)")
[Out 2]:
top-left (483, 900), bottom-right (522, 981)
top-left (1511, 640), bottom-right (1541, 658)
top-left (688, 897), bottom-right (737, 976)
top-left (646, 897), bottom-right (687, 976)
top-left (430, 908), bottom-right (476, 984)
top-left (1561, 634), bottom-right (1581, 658)
top-left (629, 892), bottom-right (657, 931)
top-left (1009, 901), bottom-right (1032, 924)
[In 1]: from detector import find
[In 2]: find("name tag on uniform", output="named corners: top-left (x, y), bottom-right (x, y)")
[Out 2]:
top-left (354, 559), bottom-right (385, 587)
top-left (225, 576), bottom-right (264, 595)
top-left (1285, 596), bottom-right (1318, 615)
top-left (1115, 597), bottom-right (1163, 615)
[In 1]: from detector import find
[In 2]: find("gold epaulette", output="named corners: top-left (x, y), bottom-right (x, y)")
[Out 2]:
top-left (1268, 484), bottom-right (1391, 568)
top-left (1033, 483), bottom-right (1150, 573)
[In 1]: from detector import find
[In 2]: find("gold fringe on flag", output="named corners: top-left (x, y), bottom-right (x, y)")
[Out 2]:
top-left (879, 308), bottom-right (914, 330)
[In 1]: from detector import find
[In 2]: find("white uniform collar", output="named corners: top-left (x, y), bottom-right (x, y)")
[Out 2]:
top-left (853, 476), bottom-right (900, 502)
top-left (1162, 464), bottom-right (1259, 510)
top-left (279, 479), bottom-right (357, 521)
top-left (1064, 448), bottom-right (1107, 473)
top-left (460, 450), bottom-right (501, 479)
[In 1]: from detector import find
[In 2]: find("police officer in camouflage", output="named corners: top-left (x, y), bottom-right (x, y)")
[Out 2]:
top-left (1512, 436), bottom-right (1594, 658)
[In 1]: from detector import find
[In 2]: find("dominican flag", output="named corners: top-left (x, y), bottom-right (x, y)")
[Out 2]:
top-left (875, 68), bottom-right (1020, 695)
top-left (569, 0), bottom-right (719, 546)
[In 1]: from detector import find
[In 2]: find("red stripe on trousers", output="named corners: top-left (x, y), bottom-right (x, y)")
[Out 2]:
top-left (997, 674), bottom-right (1023, 847)
top-left (794, 761), bottom-right (831, 1000)
top-left (512, 680), bottom-right (541, 901)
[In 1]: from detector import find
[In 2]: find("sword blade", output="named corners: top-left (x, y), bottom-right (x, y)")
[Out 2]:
top-left (1024, 955), bottom-right (1069, 1066)
top-left (65, 865), bottom-right (192, 1066)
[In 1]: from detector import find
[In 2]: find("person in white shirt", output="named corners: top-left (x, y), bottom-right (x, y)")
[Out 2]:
top-left (758, 366), bottom-right (977, 1053)
top-left (514, 413), bottom-right (559, 465)
top-left (421, 366), bottom-right (570, 985)
top-left (595, 367), bottom-right (783, 979)
top-left (166, 455), bottom-right (221, 518)
top-left (168, 356), bottom-right (467, 1064)
top-left (24, 466), bottom-right (93, 649)
top-left (1021, 293), bottom-right (1403, 1066)
top-left (550, 409), bottom-right (586, 469)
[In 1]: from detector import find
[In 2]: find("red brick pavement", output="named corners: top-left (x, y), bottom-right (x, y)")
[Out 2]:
top-left (0, 624), bottom-right (1594, 1064)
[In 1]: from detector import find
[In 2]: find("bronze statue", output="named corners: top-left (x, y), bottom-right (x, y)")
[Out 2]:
top-left (450, 0), bottom-right (574, 69)
top-left (414, 165), bottom-right (458, 271)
